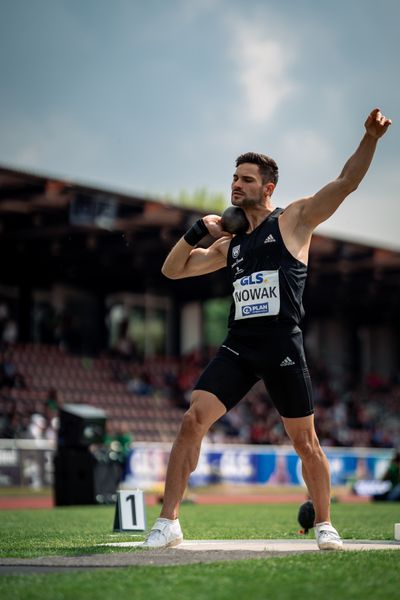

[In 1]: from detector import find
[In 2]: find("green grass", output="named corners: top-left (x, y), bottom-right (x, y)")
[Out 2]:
top-left (0, 502), bottom-right (399, 558)
top-left (0, 502), bottom-right (399, 600)
top-left (1, 553), bottom-right (400, 600)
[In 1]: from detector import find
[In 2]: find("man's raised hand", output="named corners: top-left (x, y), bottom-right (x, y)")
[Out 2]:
top-left (365, 108), bottom-right (392, 139)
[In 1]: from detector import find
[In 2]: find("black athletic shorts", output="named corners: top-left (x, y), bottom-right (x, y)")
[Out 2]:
top-left (194, 326), bottom-right (314, 418)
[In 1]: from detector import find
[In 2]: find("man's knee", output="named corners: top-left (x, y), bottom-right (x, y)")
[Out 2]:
top-left (292, 432), bottom-right (323, 461)
top-left (178, 390), bottom-right (226, 440)
top-left (179, 408), bottom-right (204, 440)
top-left (179, 402), bottom-right (212, 440)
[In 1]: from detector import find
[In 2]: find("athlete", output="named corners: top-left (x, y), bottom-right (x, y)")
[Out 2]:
top-left (143, 108), bottom-right (391, 550)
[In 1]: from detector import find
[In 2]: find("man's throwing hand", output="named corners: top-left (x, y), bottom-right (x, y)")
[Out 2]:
top-left (365, 108), bottom-right (392, 139)
top-left (203, 214), bottom-right (232, 239)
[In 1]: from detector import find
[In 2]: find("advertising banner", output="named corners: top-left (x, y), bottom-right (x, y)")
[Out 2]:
top-left (122, 443), bottom-right (394, 489)
top-left (0, 440), bottom-right (394, 491)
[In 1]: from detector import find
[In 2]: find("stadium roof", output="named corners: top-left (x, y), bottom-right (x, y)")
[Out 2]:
top-left (1, 165), bottom-right (400, 323)
top-left (0, 165), bottom-right (227, 301)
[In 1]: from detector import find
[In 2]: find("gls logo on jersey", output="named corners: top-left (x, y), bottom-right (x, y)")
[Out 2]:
top-left (240, 273), bottom-right (267, 286)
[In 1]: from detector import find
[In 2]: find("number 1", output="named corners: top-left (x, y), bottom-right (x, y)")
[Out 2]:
top-left (126, 494), bottom-right (137, 526)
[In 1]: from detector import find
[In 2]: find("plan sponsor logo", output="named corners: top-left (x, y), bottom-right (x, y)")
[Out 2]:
top-left (241, 303), bottom-right (269, 316)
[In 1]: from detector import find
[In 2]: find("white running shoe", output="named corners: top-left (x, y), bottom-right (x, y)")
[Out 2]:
top-left (315, 522), bottom-right (343, 551)
top-left (142, 518), bottom-right (183, 549)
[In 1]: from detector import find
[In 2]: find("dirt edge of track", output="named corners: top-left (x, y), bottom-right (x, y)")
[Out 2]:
top-left (0, 548), bottom-right (311, 574)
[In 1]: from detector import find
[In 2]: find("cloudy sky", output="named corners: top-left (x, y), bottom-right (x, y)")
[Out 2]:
top-left (1, 0), bottom-right (398, 248)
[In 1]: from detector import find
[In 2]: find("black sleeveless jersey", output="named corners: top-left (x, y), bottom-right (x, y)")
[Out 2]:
top-left (226, 208), bottom-right (307, 335)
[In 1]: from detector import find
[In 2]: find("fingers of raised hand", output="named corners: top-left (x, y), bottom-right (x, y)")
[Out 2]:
top-left (366, 108), bottom-right (392, 136)
top-left (376, 111), bottom-right (388, 125)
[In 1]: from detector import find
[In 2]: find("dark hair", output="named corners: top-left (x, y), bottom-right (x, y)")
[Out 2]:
top-left (235, 152), bottom-right (279, 186)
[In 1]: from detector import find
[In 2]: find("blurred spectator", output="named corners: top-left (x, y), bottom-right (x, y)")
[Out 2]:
top-left (44, 388), bottom-right (59, 419)
top-left (0, 343), bottom-right (399, 449)
top-left (0, 353), bottom-right (26, 389)
top-left (104, 422), bottom-right (133, 460)
top-left (0, 405), bottom-right (18, 438)
top-left (373, 451), bottom-right (400, 502)
top-left (32, 302), bottom-right (56, 344)
top-left (2, 319), bottom-right (18, 346)
top-left (115, 333), bottom-right (137, 361)
top-left (126, 369), bottom-right (152, 395)
top-left (0, 302), bottom-right (10, 343)
top-left (384, 451), bottom-right (400, 501)
top-left (44, 416), bottom-right (59, 442)
top-left (28, 413), bottom-right (47, 439)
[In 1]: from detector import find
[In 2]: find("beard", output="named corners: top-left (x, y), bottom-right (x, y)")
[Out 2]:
top-left (231, 188), bottom-right (264, 208)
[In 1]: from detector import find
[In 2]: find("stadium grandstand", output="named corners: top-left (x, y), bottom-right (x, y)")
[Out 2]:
top-left (1, 165), bottom-right (400, 453)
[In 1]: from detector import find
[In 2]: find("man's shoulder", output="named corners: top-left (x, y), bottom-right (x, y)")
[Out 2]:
top-left (278, 198), bottom-right (313, 231)
top-left (279, 198), bottom-right (310, 217)
top-left (278, 198), bottom-right (314, 263)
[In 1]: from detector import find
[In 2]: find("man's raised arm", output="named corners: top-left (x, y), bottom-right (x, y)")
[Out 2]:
top-left (297, 108), bottom-right (392, 230)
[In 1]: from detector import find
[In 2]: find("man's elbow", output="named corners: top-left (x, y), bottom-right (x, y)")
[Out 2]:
top-left (161, 265), bottom-right (183, 280)
top-left (346, 182), bottom-right (359, 194)
top-left (340, 176), bottom-right (359, 195)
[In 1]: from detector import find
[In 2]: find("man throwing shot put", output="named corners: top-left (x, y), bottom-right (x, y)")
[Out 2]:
top-left (143, 108), bottom-right (391, 550)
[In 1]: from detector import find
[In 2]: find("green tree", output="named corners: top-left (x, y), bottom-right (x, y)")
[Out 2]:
top-left (203, 297), bottom-right (231, 347)
top-left (170, 188), bottom-right (227, 213)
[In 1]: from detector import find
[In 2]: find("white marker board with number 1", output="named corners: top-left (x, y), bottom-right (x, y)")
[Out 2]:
top-left (113, 490), bottom-right (146, 531)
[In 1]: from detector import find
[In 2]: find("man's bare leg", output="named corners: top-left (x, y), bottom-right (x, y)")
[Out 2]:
top-left (160, 390), bottom-right (226, 520)
top-left (281, 415), bottom-right (331, 524)
top-left (281, 415), bottom-right (342, 550)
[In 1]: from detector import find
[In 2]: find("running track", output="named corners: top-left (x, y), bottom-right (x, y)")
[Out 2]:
top-left (0, 492), bottom-right (369, 510)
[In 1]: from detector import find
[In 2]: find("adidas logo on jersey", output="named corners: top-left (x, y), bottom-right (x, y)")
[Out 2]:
top-left (264, 234), bottom-right (276, 244)
top-left (280, 356), bottom-right (295, 367)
